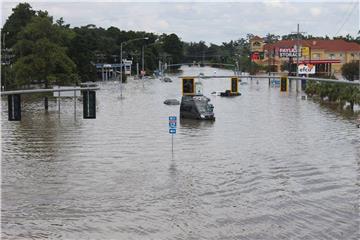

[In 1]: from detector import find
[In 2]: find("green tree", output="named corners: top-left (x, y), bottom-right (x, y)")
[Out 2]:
top-left (69, 26), bottom-right (99, 82)
top-left (2, 3), bottom-right (35, 48)
top-left (162, 33), bottom-right (183, 64)
top-left (13, 12), bottom-right (78, 88)
top-left (264, 33), bottom-right (280, 43)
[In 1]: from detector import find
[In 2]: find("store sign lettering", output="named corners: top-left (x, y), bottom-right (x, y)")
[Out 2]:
top-left (279, 47), bottom-right (302, 58)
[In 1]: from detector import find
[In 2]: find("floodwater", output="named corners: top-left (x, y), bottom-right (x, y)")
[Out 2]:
top-left (1, 66), bottom-right (359, 240)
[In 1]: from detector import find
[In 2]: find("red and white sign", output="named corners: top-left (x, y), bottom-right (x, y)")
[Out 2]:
top-left (298, 63), bottom-right (316, 74)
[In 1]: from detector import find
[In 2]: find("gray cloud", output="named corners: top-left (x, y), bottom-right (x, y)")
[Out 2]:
top-left (1, 1), bottom-right (359, 44)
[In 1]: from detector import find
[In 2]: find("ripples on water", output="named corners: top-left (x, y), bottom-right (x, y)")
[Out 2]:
top-left (2, 66), bottom-right (359, 239)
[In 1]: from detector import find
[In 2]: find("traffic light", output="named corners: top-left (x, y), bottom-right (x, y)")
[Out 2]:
top-left (231, 77), bottom-right (239, 94)
top-left (182, 77), bottom-right (195, 96)
top-left (280, 76), bottom-right (288, 92)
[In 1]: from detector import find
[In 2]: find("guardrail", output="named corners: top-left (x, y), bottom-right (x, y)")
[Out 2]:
top-left (244, 75), bottom-right (360, 85)
top-left (179, 75), bottom-right (360, 85)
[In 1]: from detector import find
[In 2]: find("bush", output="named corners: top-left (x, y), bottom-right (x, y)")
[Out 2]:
top-left (341, 61), bottom-right (359, 81)
top-left (305, 80), bottom-right (360, 110)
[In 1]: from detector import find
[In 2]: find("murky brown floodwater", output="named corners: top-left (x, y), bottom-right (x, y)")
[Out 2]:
top-left (2, 66), bottom-right (359, 240)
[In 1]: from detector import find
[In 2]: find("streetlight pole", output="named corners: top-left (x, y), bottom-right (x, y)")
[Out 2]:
top-left (142, 44), bottom-right (144, 87)
top-left (141, 40), bottom-right (162, 85)
top-left (2, 31), bottom-right (5, 91)
top-left (120, 42), bottom-right (123, 98)
top-left (119, 37), bottom-right (149, 98)
top-left (142, 45), bottom-right (144, 73)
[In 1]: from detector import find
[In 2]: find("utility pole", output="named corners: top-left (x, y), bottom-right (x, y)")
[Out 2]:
top-left (296, 24), bottom-right (300, 77)
top-left (268, 49), bottom-right (271, 86)
top-left (291, 24), bottom-right (306, 92)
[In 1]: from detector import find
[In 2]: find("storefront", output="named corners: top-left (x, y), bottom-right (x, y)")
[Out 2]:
top-left (299, 59), bottom-right (341, 76)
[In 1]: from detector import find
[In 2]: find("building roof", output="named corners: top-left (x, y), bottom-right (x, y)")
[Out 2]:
top-left (264, 39), bottom-right (360, 52)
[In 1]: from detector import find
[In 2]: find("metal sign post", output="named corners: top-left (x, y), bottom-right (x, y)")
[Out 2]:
top-left (74, 89), bottom-right (77, 120)
top-left (169, 116), bottom-right (177, 156)
top-left (58, 85), bottom-right (61, 117)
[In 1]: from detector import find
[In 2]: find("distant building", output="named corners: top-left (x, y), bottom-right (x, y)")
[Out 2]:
top-left (250, 36), bottom-right (360, 75)
top-left (95, 60), bottom-right (132, 81)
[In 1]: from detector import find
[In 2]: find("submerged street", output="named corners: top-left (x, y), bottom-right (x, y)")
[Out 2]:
top-left (1, 66), bottom-right (359, 239)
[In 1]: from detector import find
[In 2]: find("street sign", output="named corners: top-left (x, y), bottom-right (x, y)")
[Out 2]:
top-left (168, 116), bottom-right (177, 155)
top-left (169, 116), bottom-right (177, 134)
top-left (53, 86), bottom-right (81, 97)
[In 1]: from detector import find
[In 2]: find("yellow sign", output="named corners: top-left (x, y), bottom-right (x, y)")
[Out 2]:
top-left (301, 47), bottom-right (309, 57)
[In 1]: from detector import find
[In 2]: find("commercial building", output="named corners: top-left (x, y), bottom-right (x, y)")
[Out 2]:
top-left (250, 36), bottom-right (360, 75)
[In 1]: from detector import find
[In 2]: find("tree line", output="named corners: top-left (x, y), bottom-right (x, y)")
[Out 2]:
top-left (1, 3), bottom-right (184, 90)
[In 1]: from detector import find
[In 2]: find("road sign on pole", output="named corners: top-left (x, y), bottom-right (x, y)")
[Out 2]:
top-left (169, 116), bottom-right (177, 134)
top-left (168, 116), bottom-right (177, 156)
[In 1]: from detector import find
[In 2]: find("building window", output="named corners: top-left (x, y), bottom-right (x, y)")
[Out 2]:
top-left (328, 53), bottom-right (335, 59)
top-left (253, 41), bottom-right (261, 47)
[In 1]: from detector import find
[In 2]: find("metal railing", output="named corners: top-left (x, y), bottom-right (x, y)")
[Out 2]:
top-left (0, 86), bottom-right (100, 96)
top-left (178, 75), bottom-right (360, 85)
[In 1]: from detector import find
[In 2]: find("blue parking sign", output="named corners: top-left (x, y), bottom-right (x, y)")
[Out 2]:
top-left (169, 116), bottom-right (177, 134)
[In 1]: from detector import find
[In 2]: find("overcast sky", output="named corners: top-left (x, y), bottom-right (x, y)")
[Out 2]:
top-left (1, 0), bottom-right (359, 44)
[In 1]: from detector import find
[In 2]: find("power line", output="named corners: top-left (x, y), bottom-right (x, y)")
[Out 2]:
top-left (334, 1), bottom-right (358, 36)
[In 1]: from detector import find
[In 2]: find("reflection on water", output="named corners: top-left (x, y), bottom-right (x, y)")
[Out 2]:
top-left (2, 66), bottom-right (360, 240)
